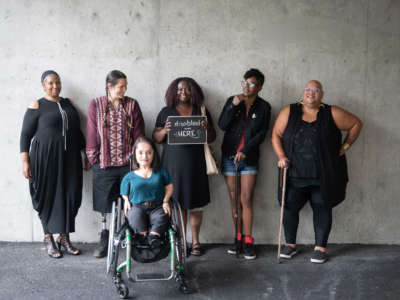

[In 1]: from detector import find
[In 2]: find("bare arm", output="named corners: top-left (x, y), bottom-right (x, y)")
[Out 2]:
top-left (152, 120), bottom-right (171, 144)
top-left (162, 183), bottom-right (173, 216)
top-left (331, 106), bottom-right (363, 155)
top-left (21, 152), bottom-right (31, 179)
top-left (122, 194), bottom-right (131, 216)
top-left (271, 105), bottom-right (290, 168)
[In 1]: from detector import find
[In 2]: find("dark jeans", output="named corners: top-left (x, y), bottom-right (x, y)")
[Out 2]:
top-left (126, 204), bottom-right (169, 235)
top-left (283, 184), bottom-right (332, 247)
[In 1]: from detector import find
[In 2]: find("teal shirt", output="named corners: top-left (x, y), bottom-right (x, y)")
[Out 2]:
top-left (120, 168), bottom-right (172, 204)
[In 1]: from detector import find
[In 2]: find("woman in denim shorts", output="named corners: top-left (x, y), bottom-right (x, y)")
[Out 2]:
top-left (218, 68), bottom-right (271, 260)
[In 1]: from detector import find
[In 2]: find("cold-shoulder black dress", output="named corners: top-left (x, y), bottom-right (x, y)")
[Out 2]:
top-left (20, 98), bottom-right (85, 233)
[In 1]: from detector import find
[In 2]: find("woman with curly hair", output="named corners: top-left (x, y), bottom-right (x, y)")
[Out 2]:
top-left (153, 77), bottom-right (216, 256)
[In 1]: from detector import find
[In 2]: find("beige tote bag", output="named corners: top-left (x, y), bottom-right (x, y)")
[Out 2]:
top-left (201, 105), bottom-right (219, 175)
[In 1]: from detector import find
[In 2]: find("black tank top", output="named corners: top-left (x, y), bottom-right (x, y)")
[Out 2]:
top-left (289, 120), bottom-right (320, 179)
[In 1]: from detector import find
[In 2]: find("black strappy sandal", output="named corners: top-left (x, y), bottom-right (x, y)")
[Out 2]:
top-left (57, 233), bottom-right (81, 255)
top-left (190, 243), bottom-right (204, 256)
top-left (44, 235), bottom-right (63, 259)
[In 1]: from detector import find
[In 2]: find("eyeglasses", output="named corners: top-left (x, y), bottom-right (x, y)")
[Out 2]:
top-left (304, 87), bottom-right (321, 93)
top-left (241, 81), bottom-right (257, 88)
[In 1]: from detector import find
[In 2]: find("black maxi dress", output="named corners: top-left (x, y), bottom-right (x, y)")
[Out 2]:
top-left (20, 98), bottom-right (85, 233)
top-left (155, 105), bottom-right (213, 209)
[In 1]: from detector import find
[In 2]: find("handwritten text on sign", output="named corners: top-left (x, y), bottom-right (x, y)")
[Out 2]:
top-left (167, 116), bottom-right (207, 145)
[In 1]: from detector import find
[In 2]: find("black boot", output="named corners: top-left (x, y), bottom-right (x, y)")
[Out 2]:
top-left (93, 229), bottom-right (109, 258)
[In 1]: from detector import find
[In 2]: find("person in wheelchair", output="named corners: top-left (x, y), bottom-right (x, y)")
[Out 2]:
top-left (120, 136), bottom-right (173, 249)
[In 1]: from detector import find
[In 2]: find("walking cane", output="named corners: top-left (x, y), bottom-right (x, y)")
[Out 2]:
top-left (234, 163), bottom-right (240, 258)
top-left (277, 166), bottom-right (288, 264)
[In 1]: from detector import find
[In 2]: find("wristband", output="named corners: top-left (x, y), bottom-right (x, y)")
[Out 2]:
top-left (342, 143), bottom-right (350, 151)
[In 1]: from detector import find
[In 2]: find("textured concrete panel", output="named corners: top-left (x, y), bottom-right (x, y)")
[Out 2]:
top-left (1, 0), bottom-right (399, 244)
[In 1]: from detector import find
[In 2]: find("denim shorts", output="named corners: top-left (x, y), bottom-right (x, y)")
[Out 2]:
top-left (221, 155), bottom-right (258, 176)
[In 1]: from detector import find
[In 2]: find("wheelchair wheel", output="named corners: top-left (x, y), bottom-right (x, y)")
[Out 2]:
top-left (171, 199), bottom-right (187, 269)
top-left (117, 283), bottom-right (129, 299)
top-left (106, 198), bottom-right (122, 274)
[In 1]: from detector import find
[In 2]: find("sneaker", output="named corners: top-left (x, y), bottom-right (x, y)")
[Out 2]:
top-left (310, 250), bottom-right (327, 264)
top-left (227, 239), bottom-right (242, 255)
top-left (93, 229), bottom-right (109, 258)
top-left (280, 245), bottom-right (297, 259)
top-left (243, 242), bottom-right (256, 260)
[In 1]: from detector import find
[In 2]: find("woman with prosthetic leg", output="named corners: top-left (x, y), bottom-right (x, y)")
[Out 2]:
top-left (86, 70), bottom-right (145, 258)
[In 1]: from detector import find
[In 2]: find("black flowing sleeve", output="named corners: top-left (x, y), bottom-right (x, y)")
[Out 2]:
top-left (20, 109), bottom-right (39, 153)
top-left (66, 98), bottom-right (86, 150)
top-left (218, 96), bottom-right (239, 131)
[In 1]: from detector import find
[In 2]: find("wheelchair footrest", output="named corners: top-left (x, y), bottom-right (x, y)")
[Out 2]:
top-left (136, 272), bottom-right (167, 280)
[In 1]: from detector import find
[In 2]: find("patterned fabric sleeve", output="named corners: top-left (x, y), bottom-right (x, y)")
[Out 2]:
top-left (86, 99), bottom-right (100, 164)
top-left (132, 100), bottom-right (145, 141)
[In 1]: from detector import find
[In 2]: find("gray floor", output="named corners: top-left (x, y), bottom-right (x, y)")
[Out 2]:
top-left (0, 242), bottom-right (399, 300)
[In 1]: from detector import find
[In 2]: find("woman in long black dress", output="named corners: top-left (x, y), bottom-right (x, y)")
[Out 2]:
top-left (20, 70), bottom-right (89, 258)
top-left (153, 77), bottom-right (216, 256)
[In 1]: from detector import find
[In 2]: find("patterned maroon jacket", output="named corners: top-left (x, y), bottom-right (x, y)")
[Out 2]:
top-left (86, 96), bottom-right (144, 168)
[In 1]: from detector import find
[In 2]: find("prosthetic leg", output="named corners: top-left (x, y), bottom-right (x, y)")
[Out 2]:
top-left (94, 213), bottom-right (109, 258)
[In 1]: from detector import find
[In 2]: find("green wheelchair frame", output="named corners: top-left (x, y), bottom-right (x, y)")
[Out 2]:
top-left (106, 197), bottom-right (191, 299)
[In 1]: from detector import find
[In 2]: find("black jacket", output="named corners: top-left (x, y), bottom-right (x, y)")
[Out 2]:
top-left (218, 96), bottom-right (271, 165)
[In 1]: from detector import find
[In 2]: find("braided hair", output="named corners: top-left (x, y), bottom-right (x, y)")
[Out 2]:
top-left (102, 70), bottom-right (133, 129)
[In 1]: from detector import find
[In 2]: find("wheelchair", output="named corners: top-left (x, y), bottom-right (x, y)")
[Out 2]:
top-left (106, 196), bottom-right (191, 299)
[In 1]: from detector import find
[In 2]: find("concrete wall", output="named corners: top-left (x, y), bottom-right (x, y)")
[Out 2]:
top-left (1, 0), bottom-right (399, 244)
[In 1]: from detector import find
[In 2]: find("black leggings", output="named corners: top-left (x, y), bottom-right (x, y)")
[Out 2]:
top-left (283, 184), bottom-right (332, 247)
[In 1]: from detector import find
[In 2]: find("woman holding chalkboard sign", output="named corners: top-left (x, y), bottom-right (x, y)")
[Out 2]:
top-left (153, 77), bottom-right (216, 256)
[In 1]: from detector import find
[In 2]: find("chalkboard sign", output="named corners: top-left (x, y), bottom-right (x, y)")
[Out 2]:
top-left (167, 116), bottom-right (207, 145)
